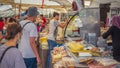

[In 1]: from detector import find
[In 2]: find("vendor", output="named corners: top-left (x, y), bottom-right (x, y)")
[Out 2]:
top-left (47, 12), bottom-right (68, 68)
top-left (102, 15), bottom-right (120, 62)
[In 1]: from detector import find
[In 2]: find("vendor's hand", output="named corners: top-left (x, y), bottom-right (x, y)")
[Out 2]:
top-left (37, 56), bottom-right (41, 65)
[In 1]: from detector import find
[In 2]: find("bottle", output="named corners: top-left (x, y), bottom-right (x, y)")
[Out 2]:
top-left (2, 26), bottom-right (6, 36)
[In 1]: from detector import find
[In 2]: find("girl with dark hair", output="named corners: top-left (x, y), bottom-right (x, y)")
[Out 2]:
top-left (0, 23), bottom-right (26, 68)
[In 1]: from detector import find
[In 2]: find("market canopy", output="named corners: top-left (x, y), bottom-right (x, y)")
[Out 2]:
top-left (0, 0), bottom-right (71, 11)
top-left (0, 5), bottom-right (17, 17)
top-left (1, 0), bottom-right (120, 10)
top-left (0, 0), bottom-right (120, 16)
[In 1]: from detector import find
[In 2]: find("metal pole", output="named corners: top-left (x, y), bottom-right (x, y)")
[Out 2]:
top-left (19, 0), bottom-right (22, 18)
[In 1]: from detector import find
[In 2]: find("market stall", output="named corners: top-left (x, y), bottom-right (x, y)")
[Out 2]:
top-left (50, 1), bottom-right (120, 67)
top-left (1, 0), bottom-right (120, 68)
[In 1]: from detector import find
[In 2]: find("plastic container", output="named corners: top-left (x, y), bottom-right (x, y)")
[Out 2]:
top-left (40, 37), bottom-right (47, 43)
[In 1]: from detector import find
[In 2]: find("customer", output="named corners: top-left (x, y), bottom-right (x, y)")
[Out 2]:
top-left (0, 17), bottom-right (5, 42)
top-left (0, 17), bottom-right (4, 35)
top-left (2, 18), bottom-right (17, 37)
top-left (40, 14), bottom-right (47, 30)
top-left (0, 17), bottom-right (4, 31)
top-left (0, 23), bottom-right (26, 68)
top-left (36, 17), bottom-right (42, 32)
top-left (102, 16), bottom-right (120, 62)
top-left (18, 7), bottom-right (41, 68)
top-left (47, 12), bottom-right (68, 68)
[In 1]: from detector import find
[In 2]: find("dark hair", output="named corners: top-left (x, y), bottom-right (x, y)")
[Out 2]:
top-left (9, 18), bottom-right (17, 23)
top-left (53, 12), bottom-right (59, 17)
top-left (40, 14), bottom-right (43, 17)
top-left (0, 17), bottom-right (3, 22)
top-left (6, 23), bottom-right (22, 40)
top-left (5, 17), bottom-right (8, 21)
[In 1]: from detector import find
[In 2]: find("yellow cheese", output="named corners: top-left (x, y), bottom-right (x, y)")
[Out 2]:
top-left (40, 37), bottom-right (47, 43)
top-left (69, 42), bottom-right (84, 52)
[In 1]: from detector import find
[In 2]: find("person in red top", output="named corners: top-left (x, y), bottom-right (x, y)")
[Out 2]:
top-left (0, 17), bottom-right (5, 31)
top-left (0, 17), bottom-right (5, 42)
top-left (40, 14), bottom-right (47, 30)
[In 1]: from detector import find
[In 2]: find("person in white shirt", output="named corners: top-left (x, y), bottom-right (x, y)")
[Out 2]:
top-left (18, 7), bottom-right (41, 68)
top-left (47, 12), bottom-right (68, 68)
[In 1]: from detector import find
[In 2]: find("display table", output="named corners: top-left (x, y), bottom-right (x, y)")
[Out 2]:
top-left (51, 41), bottom-right (120, 68)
